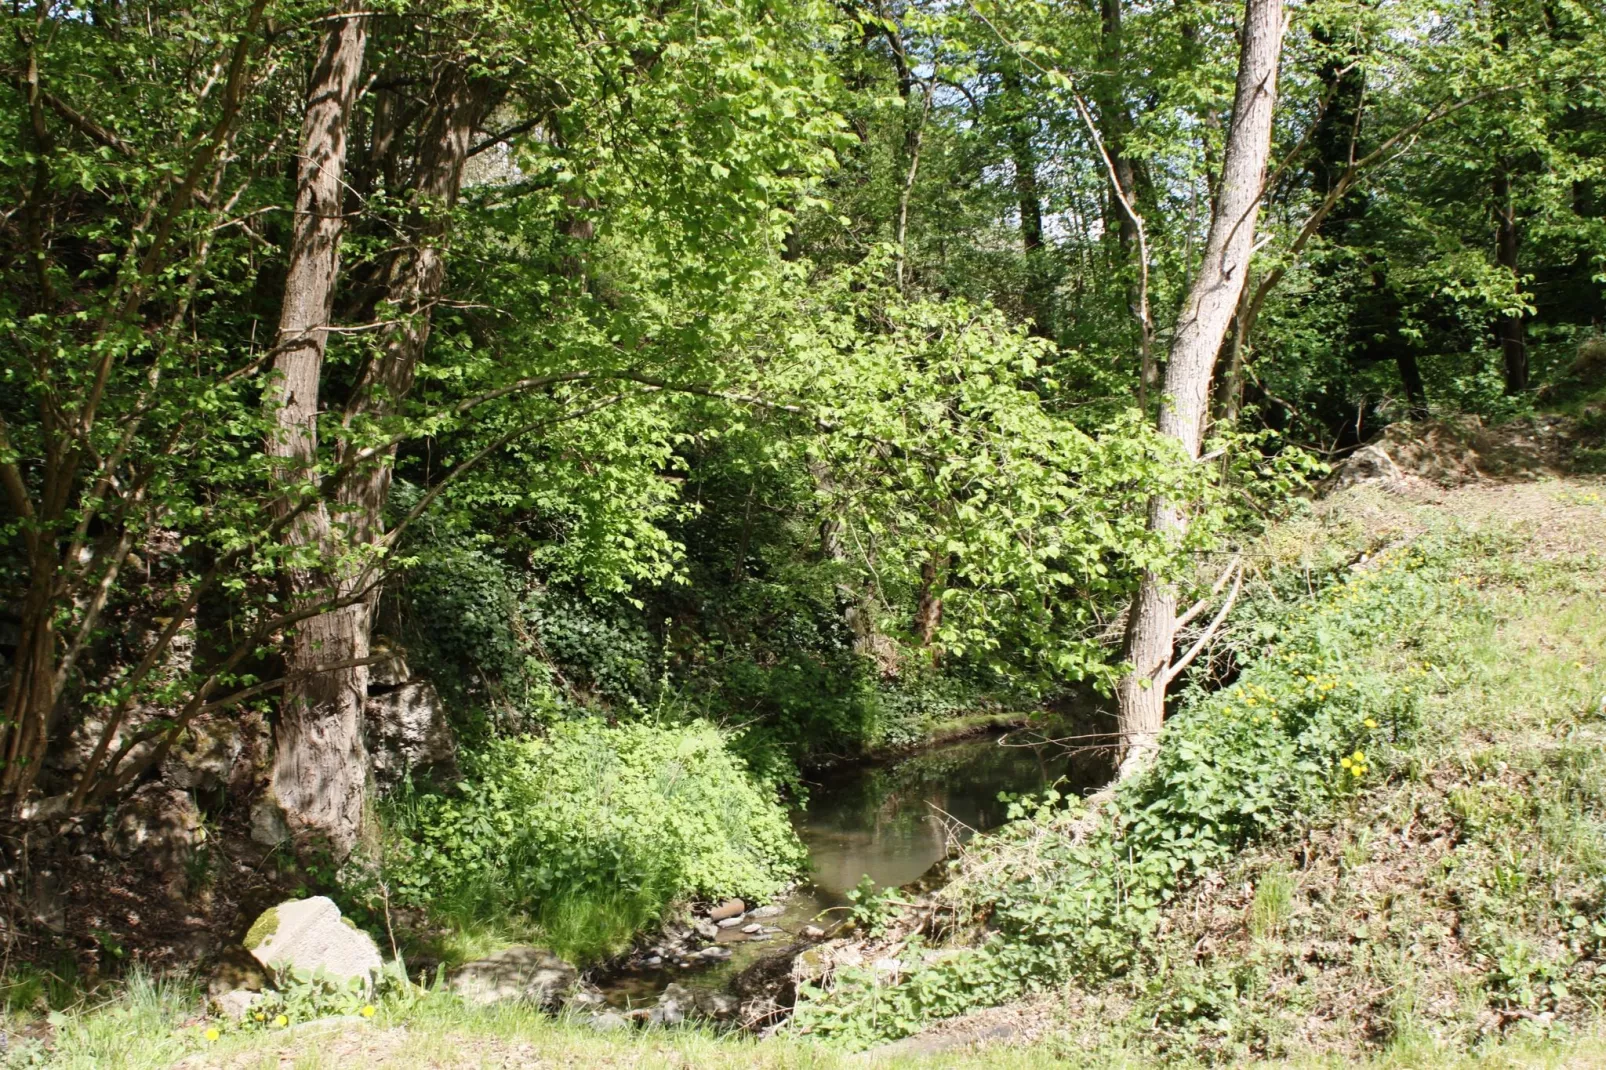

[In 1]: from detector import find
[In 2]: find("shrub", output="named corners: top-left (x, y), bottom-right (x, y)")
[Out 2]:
top-left (385, 720), bottom-right (805, 962)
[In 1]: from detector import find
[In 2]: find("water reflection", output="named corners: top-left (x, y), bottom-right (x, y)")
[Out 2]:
top-left (797, 727), bottom-right (1110, 901)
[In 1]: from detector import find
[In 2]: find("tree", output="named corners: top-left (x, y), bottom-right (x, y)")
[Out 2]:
top-left (263, 4), bottom-right (372, 857)
top-left (1114, 0), bottom-right (1285, 775)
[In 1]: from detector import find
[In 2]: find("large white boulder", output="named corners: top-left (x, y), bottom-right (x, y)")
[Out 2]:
top-left (244, 896), bottom-right (382, 988)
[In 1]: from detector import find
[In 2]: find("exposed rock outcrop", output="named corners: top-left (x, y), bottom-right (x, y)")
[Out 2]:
top-left (364, 679), bottom-right (457, 788)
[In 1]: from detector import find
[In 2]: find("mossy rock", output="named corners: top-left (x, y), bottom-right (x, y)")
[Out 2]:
top-left (244, 906), bottom-right (280, 951)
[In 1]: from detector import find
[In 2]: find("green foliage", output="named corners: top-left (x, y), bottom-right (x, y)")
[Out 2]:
top-left (228, 965), bottom-right (395, 1033)
top-left (384, 720), bottom-right (805, 962)
top-left (794, 539), bottom-right (1472, 1046)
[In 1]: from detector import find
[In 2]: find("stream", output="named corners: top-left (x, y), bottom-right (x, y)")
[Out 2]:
top-left (597, 721), bottom-right (1112, 1011)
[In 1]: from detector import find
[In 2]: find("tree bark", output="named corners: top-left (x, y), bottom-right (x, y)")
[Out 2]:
top-left (913, 552), bottom-right (948, 647)
top-left (1493, 165), bottom-right (1528, 394)
top-left (1115, 0), bottom-right (1284, 777)
top-left (1002, 67), bottom-right (1050, 337)
top-left (1096, 0), bottom-right (1155, 403)
top-left (263, 7), bottom-right (370, 858)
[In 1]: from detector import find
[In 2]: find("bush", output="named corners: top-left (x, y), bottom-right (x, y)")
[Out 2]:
top-left (385, 720), bottom-right (805, 962)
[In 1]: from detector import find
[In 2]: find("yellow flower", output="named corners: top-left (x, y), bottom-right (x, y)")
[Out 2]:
top-left (275, 1015), bottom-right (289, 1028)
top-left (1352, 750), bottom-right (1365, 762)
top-left (1340, 757), bottom-right (1353, 769)
top-left (361, 1005), bottom-right (376, 1019)
top-left (204, 1027), bottom-right (220, 1042)
top-left (1364, 718), bottom-right (1378, 729)
top-left (1350, 766), bottom-right (1364, 777)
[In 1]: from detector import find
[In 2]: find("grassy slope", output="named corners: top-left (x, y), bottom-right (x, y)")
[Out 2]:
top-left (16, 478), bottom-right (1606, 1069)
top-left (862, 477), bottom-right (1606, 1065)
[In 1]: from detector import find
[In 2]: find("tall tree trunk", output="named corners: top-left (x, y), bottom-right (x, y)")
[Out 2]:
top-left (913, 552), bottom-right (948, 647)
top-left (1493, 165), bottom-right (1528, 393)
top-left (1115, 0), bottom-right (1284, 776)
top-left (338, 64), bottom-right (497, 548)
top-left (1002, 68), bottom-right (1050, 337)
top-left (1213, 274), bottom-right (1255, 424)
top-left (263, 7), bottom-right (370, 858)
top-left (1097, 0), bottom-right (1155, 403)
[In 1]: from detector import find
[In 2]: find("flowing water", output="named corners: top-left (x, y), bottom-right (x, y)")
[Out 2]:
top-left (598, 722), bottom-right (1112, 1010)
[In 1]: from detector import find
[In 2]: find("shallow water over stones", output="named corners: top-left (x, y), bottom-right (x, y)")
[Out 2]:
top-left (594, 722), bottom-right (1111, 1013)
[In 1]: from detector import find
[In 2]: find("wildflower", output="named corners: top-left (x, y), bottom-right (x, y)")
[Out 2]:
top-left (204, 1027), bottom-right (220, 1042)
top-left (1340, 757), bottom-right (1353, 769)
top-left (361, 1005), bottom-right (376, 1019)
top-left (1350, 765), bottom-right (1364, 777)
top-left (1364, 718), bottom-right (1378, 729)
top-left (275, 1015), bottom-right (289, 1028)
top-left (1352, 750), bottom-right (1365, 763)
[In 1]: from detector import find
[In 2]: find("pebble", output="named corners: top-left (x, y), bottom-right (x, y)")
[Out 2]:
top-left (749, 904), bottom-right (786, 919)
top-left (802, 925), bottom-right (825, 939)
top-left (645, 956), bottom-right (662, 967)
top-left (740, 923), bottom-right (763, 934)
top-left (716, 916), bottom-right (744, 929)
top-left (699, 946), bottom-right (732, 961)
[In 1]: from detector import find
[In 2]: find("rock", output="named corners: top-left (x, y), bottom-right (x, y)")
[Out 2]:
top-left (801, 925), bottom-right (825, 939)
top-left (691, 919), bottom-right (720, 940)
top-left (708, 899), bottom-right (746, 922)
top-left (698, 946), bottom-right (732, 961)
top-left (694, 990), bottom-right (740, 1020)
top-left (448, 946), bottom-right (578, 1009)
top-left (649, 983), bottom-right (694, 1026)
top-left (749, 904), bottom-right (785, 919)
top-left (366, 641), bottom-right (411, 692)
top-left (716, 916), bottom-right (744, 929)
top-left (1329, 443), bottom-right (1409, 492)
top-left (109, 784), bottom-right (201, 895)
top-left (644, 956), bottom-right (662, 967)
top-left (586, 1011), bottom-right (630, 1032)
top-left (249, 795), bottom-right (290, 848)
top-left (245, 897), bottom-right (383, 989)
top-left (211, 989), bottom-right (262, 1020)
top-left (364, 680), bottom-right (457, 788)
top-left (740, 923), bottom-right (762, 934)
top-left (205, 946), bottom-right (269, 998)
top-left (24, 870), bottom-right (67, 933)
top-left (161, 715), bottom-right (243, 792)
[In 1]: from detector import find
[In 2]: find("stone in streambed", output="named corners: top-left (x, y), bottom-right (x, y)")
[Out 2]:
top-left (716, 916), bottom-right (744, 929)
top-left (749, 904), bottom-right (785, 919)
top-left (740, 923), bottom-right (762, 934)
top-left (708, 899), bottom-right (745, 922)
top-left (587, 1010), bottom-right (631, 1032)
top-left (245, 897), bottom-right (382, 988)
top-left (694, 989), bottom-right (740, 1019)
top-left (649, 982), bottom-right (694, 1025)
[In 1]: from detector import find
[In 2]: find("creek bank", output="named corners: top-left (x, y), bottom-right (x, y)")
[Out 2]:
top-left (587, 720), bottom-right (1112, 1024)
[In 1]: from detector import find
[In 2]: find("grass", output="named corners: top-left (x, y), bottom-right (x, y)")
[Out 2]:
top-left (15, 973), bottom-right (1606, 1069)
top-left (1015, 479), bottom-right (1606, 1063)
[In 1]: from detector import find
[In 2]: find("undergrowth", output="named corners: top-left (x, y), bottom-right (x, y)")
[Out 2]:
top-left (376, 719), bottom-right (805, 964)
top-left (792, 490), bottom-right (1606, 1060)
